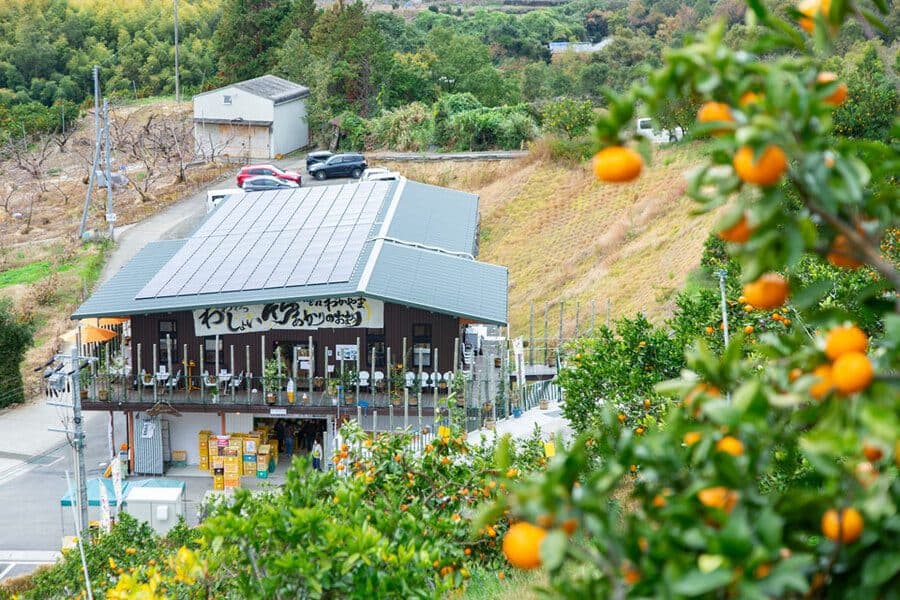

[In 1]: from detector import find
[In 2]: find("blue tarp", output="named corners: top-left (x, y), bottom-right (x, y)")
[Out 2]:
top-left (60, 478), bottom-right (185, 507)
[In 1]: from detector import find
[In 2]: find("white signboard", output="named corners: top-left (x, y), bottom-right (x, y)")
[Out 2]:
top-left (513, 337), bottom-right (526, 387)
top-left (111, 455), bottom-right (123, 507)
top-left (193, 298), bottom-right (384, 336)
top-left (335, 344), bottom-right (358, 361)
top-left (99, 483), bottom-right (111, 533)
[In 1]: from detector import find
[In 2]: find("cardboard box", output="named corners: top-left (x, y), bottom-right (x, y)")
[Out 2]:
top-left (243, 436), bottom-right (260, 455)
top-left (172, 450), bottom-right (187, 462)
top-left (212, 457), bottom-right (225, 470)
top-left (224, 456), bottom-right (241, 476)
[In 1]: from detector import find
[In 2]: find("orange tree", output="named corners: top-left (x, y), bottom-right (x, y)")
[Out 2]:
top-left (490, 1), bottom-right (899, 597)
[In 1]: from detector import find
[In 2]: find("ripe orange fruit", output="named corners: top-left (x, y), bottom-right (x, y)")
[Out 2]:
top-left (789, 367), bottom-right (803, 382)
top-left (684, 431), bottom-right (702, 446)
top-left (618, 413), bottom-right (626, 422)
top-left (536, 514), bottom-right (555, 528)
top-left (824, 325), bottom-right (867, 360)
top-left (498, 572), bottom-right (505, 580)
top-left (742, 273), bottom-right (789, 309)
top-left (754, 563), bottom-right (773, 579)
top-left (622, 563), bottom-right (641, 585)
top-left (821, 507), bottom-right (863, 543)
top-left (441, 456), bottom-right (451, 465)
top-left (635, 426), bottom-right (645, 435)
top-left (816, 72), bottom-right (848, 106)
top-left (561, 518), bottom-right (578, 535)
top-left (697, 101), bottom-right (735, 134)
top-left (502, 522), bottom-right (547, 570)
top-left (744, 325), bottom-right (754, 334)
top-left (643, 398), bottom-right (651, 410)
top-left (718, 214), bottom-right (753, 243)
top-left (832, 352), bottom-right (873, 394)
top-left (739, 91), bottom-right (764, 106)
top-left (705, 326), bottom-right (714, 334)
top-left (652, 494), bottom-right (667, 508)
top-left (716, 436), bottom-right (745, 456)
top-left (810, 364), bottom-right (834, 400)
top-left (827, 234), bottom-right (862, 268)
top-left (698, 486), bottom-right (739, 513)
top-left (862, 443), bottom-right (883, 462)
top-left (798, 0), bottom-right (831, 33)
top-left (593, 146), bottom-right (643, 183)
top-left (733, 145), bottom-right (789, 186)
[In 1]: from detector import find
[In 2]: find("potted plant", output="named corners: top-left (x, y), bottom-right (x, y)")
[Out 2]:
top-left (313, 376), bottom-right (325, 391)
top-left (97, 374), bottom-right (110, 401)
top-left (262, 359), bottom-right (283, 405)
top-left (340, 365), bottom-right (359, 405)
top-left (450, 371), bottom-right (466, 408)
top-left (409, 371), bottom-right (421, 406)
top-left (389, 364), bottom-right (404, 406)
top-left (484, 417), bottom-right (496, 430)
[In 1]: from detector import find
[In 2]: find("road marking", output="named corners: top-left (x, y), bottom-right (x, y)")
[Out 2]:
top-left (0, 551), bottom-right (61, 562)
top-left (0, 563), bottom-right (15, 580)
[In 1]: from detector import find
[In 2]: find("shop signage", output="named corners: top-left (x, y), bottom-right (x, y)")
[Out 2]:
top-left (193, 298), bottom-right (384, 336)
top-left (269, 408), bottom-right (287, 416)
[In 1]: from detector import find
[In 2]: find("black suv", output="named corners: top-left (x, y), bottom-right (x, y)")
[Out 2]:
top-left (308, 153), bottom-right (368, 180)
top-left (305, 150), bottom-right (333, 170)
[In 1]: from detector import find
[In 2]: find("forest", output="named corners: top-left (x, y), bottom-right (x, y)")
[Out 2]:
top-left (0, 0), bottom-right (896, 150)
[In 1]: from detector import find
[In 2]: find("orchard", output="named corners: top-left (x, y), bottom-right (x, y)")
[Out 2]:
top-left (495, 0), bottom-right (898, 597)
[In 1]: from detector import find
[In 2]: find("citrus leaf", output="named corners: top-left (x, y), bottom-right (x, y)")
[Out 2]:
top-left (672, 569), bottom-right (734, 596)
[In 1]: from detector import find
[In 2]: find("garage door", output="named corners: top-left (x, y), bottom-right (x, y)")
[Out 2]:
top-left (214, 123), bottom-right (272, 160)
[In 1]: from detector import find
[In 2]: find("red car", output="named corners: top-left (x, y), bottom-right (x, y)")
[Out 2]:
top-left (236, 164), bottom-right (302, 188)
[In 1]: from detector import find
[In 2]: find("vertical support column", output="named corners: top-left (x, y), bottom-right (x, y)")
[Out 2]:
top-left (260, 335), bottom-right (266, 399)
top-left (529, 301), bottom-right (535, 366)
top-left (402, 337), bottom-right (408, 431)
top-left (308, 335), bottom-right (314, 398)
top-left (372, 345), bottom-right (377, 405)
top-left (199, 344), bottom-right (204, 404)
top-left (386, 347), bottom-right (392, 430)
top-left (152, 343), bottom-right (158, 404)
top-left (245, 345), bottom-right (251, 404)
top-left (276, 344), bottom-right (282, 404)
top-left (355, 336), bottom-right (361, 403)
top-left (230, 345), bottom-right (235, 403)
top-left (183, 344), bottom-right (188, 396)
top-left (136, 343), bottom-right (142, 401)
top-left (543, 302), bottom-right (549, 365)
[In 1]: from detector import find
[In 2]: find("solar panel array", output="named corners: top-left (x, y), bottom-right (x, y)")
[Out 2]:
top-left (136, 182), bottom-right (391, 299)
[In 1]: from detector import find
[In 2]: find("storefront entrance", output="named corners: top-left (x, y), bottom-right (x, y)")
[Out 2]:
top-left (253, 417), bottom-right (328, 463)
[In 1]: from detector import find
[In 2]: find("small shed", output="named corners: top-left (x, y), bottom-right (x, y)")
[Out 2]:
top-left (193, 75), bottom-right (310, 160)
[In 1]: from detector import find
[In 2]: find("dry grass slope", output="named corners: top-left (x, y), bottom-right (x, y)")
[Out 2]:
top-left (394, 143), bottom-right (717, 338)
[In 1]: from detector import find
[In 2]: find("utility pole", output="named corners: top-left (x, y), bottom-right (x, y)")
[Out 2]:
top-left (78, 66), bottom-right (101, 240)
top-left (716, 269), bottom-right (730, 346)
top-left (103, 99), bottom-right (115, 241)
top-left (173, 0), bottom-right (180, 103)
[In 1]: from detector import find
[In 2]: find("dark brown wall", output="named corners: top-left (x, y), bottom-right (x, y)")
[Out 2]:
top-left (129, 302), bottom-right (462, 379)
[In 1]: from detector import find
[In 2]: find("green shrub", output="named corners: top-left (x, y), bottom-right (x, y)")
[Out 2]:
top-left (433, 93), bottom-right (483, 146)
top-left (368, 102), bottom-right (435, 151)
top-left (445, 105), bottom-right (537, 151)
top-left (337, 111), bottom-right (369, 151)
top-left (540, 98), bottom-right (595, 139)
top-left (544, 135), bottom-right (595, 163)
top-left (0, 300), bottom-right (33, 408)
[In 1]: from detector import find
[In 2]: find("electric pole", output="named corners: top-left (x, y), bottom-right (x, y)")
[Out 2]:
top-left (716, 269), bottom-right (730, 346)
top-left (78, 66), bottom-right (102, 240)
top-left (174, 0), bottom-right (180, 103)
top-left (103, 98), bottom-right (115, 241)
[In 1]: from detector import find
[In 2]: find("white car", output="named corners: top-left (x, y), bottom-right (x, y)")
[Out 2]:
top-left (635, 117), bottom-right (684, 144)
top-left (206, 188), bottom-right (244, 212)
top-left (360, 167), bottom-right (401, 182)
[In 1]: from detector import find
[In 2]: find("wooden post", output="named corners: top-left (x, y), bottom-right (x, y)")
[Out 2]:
top-left (245, 345), bottom-right (251, 403)
top-left (434, 348), bottom-right (439, 400)
top-left (261, 335), bottom-right (266, 399)
top-left (558, 301), bottom-right (564, 353)
top-left (166, 335), bottom-right (172, 399)
top-left (574, 301), bottom-right (580, 337)
top-left (199, 344), bottom-right (204, 404)
top-left (355, 336), bottom-right (360, 402)
top-left (136, 342), bottom-right (142, 401)
top-left (371, 345), bottom-right (377, 405)
top-left (220, 412), bottom-right (226, 436)
top-left (215, 334), bottom-right (220, 379)
top-left (183, 344), bottom-right (188, 395)
top-left (528, 301), bottom-right (534, 366)
top-left (276, 344), bottom-right (282, 404)
top-left (543, 302), bottom-right (549, 365)
top-left (127, 411), bottom-right (135, 474)
top-left (453, 337), bottom-right (459, 374)
top-left (403, 335), bottom-right (408, 431)
top-left (230, 345), bottom-right (235, 403)
top-left (152, 343), bottom-right (158, 403)
top-left (308, 335), bottom-right (314, 398)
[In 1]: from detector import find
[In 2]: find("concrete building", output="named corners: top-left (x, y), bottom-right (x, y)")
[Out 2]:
top-left (72, 179), bottom-right (508, 474)
top-left (193, 75), bottom-right (309, 160)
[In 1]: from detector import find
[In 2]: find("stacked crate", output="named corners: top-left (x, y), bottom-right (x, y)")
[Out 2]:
top-left (198, 430), bottom-right (213, 471)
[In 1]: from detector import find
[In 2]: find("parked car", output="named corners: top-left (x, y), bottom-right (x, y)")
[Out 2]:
top-left (360, 167), bottom-right (401, 182)
top-left (206, 188), bottom-right (244, 212)
top-left (241, 176), bottom-right (300, 192)
top-left (635, 117), bottom-right (684, 144)
top-left (236, 164), bottom-right (301, 188)
top-left (308, 153), bottom-right (368, 180)
top-left (305, 150), bottom-right (334, 170)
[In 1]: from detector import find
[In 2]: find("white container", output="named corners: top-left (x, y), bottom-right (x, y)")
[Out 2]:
top-left (123, 486), bottom-right (185, 535)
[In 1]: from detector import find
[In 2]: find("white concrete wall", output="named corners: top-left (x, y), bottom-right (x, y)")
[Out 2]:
top-left (193, 86), bottom-right (274, 122)
top-left (164, 413), bottom-right (221, 466)
top-left (271, 99), bottom-right (308, 156)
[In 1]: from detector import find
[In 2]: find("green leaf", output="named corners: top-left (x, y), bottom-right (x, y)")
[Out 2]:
top-left (756, 508), bottom-right (784, 550)
top-left (672, 569), bottom-right (734, 596)
top-left (540, 529), bottom-right (568, 571)
top-left (494, 434), bottom-right (512, 470)
top-left (862, 551), bottom-right (900, 586)
top-left (790, 279), bottom-right (834, 310)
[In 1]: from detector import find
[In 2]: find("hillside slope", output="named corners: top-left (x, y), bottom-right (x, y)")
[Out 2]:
top-left (394, 143), bottom-right (717, 338)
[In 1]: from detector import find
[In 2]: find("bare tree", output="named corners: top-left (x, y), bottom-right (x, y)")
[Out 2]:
top-left (11, 136), bottom-right (54, 179)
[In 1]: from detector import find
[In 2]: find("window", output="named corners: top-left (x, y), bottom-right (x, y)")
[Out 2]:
top-left (412, 324), bottom-right (431, 368)
top-left (204, 337), bottom-right (224, 368)
top-left (366, 331), bottom-right (386, 369)
top-left (223, 95), bottom-right (232, 105)
top-left (158, 320), bottom-right (178, 364)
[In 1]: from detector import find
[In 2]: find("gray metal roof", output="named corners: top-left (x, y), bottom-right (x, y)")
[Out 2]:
top-left (73, 179), bottom-right (507, 324)
top-left (364, 243), bottom-right (507, 324)
top-left (195, 75), bottom-right (310, 104)
top-left (386, 181), bottom-right (479, 256)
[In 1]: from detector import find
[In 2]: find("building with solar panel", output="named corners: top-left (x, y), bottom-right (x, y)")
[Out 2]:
top-left (72, 179), bottom-right (507, 476)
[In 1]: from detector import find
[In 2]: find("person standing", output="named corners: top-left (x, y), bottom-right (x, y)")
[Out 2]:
top-left (311, 438), bottom-right (323, 471)
top-left (284, 421), bottom-right (294, 458)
